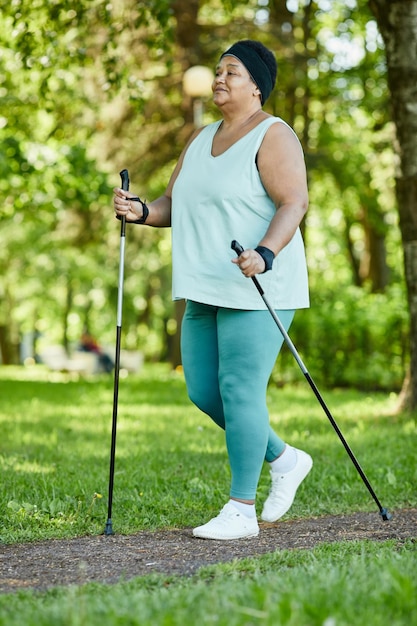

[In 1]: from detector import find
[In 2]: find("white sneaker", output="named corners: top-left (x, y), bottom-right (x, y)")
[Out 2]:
top-left (261, 448), bottom-right (313, 522)
top-left (193, 501), bottom-right (259, 540)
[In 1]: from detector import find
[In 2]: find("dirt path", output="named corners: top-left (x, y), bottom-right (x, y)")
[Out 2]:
top-left (1, 508), bottom-right (416, 594)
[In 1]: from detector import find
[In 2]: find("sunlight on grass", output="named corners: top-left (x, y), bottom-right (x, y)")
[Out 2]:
top-left (0, 363), bottom-right (416, 542)
top-left (2, 455), bottom-right (56, 474)
top-left (0, 364), bottom-right (416, 624)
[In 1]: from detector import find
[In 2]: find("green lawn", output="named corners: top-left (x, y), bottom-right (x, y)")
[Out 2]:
top-left (0, 363), bottom-right (416, 624)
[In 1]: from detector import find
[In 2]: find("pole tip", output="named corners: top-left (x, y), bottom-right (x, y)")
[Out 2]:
top-left (104, 519), bottom-right (115, 535)
top-left (380, 508), bottom-right (393, 521)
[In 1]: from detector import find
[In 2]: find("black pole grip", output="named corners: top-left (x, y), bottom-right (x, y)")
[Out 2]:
top-left (118, 170), bottom-right (129, 237)
top-left (231, 240), bottom-right (244, 256)
top-left (120, 169), bottom-right (129, 191)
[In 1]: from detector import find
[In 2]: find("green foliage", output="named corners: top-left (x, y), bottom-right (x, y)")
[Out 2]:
top-left (0, 0), bottom-right (407, 392)
top-left (274, 283), bottom-right (408, 390)
top-left (0, 0), bottom-right (176, 360)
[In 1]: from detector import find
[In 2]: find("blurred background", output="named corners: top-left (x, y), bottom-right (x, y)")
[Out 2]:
top-left (0, 0), bottom-right (411, 394)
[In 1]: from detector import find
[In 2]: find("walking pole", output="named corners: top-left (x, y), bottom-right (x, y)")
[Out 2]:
top-left (104, 168), bottom-right (129, 536)
top-left (231, 240), bottom-right (392, 521)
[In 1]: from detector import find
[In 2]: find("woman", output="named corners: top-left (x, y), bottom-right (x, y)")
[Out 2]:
top-left (114, 40), bottom-right (312, 540)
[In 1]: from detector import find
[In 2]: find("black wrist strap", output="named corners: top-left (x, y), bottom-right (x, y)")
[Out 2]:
top-left (116, 197), bottom-right (149, 224)
top-left (255, 246), bottom-right (275, 273)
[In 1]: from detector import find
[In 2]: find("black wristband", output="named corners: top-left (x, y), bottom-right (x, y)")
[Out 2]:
top-left (254, 246), bottom-right (275, 273)
top-left (129, 197), bottom-right (149, 224)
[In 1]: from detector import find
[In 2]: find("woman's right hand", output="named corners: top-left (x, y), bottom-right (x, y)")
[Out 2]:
top-left (113, 187), bottom-right (145, 222)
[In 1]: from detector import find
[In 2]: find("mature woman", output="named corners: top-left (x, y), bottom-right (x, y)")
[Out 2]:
top-left (114, 40), bottom-right (312, 540)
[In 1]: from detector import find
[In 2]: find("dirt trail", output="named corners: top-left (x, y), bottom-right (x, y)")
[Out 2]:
top-left (1, 508), bottom-right (415, 594)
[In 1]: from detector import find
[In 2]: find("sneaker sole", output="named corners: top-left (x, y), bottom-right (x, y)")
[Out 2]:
top-left (192, 529), bottom-right (259, 540)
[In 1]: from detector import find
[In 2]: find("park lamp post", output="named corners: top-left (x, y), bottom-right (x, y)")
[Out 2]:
top-left (183, 65), bottom-right (214, 127)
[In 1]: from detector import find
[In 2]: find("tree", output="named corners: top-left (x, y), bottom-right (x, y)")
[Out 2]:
top-left (0, 1), bottom-right (174, 362)
top-left (369, 0), bottom-right (417, 408)
top-left (0, 0), bottom-right (407, 391)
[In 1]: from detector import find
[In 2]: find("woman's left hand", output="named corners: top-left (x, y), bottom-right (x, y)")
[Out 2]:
top-left (232, 248), bottom-right (265, 277)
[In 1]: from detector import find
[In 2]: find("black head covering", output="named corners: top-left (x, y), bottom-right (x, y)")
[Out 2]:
top-left (220, 40), bottom-right (277, 105)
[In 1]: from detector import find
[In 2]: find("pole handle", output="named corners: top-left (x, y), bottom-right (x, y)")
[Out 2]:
top-left (120, 168), bottom-right (129, 191)
top-left (231, 240), bottom-right (265, 297)
top-left (119, 169), bottom-right (129, 237)
top-left (231, 239), bottom-right (244, 256)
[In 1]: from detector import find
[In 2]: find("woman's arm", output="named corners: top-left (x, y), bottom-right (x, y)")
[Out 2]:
top-left (233, 122), bottom-right (308, 276)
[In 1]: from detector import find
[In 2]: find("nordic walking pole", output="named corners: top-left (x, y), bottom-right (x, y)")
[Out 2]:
top-left (231, 240), bottom-right (392, 521)
top-left (104, 168), bottom-right (129, 536)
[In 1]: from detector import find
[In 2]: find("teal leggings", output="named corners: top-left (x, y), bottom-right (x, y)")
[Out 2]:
top-left (181, 300), bottom-right (295, 501)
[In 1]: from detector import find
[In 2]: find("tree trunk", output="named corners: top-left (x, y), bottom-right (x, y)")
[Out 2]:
top-left (369, 0), bottom-right (417, 408)
top-left (63, 279), bottom-right (73, 354)
top-left (0, 325), bottom-right (12, 364)
top-left (362, 207), bottom-right (389, 292)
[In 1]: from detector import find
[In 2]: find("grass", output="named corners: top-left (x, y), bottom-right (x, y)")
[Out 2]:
top-left (0, 541), bottom-right (416, 625)
top-left (0, 362), bottom-right (416, 624)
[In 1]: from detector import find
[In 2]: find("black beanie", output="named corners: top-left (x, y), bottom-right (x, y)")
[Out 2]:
top-left (220, 40), bottom-right (277, 105)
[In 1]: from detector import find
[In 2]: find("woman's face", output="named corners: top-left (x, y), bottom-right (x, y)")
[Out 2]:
top-left (212, 55), bottom-right (258, 108)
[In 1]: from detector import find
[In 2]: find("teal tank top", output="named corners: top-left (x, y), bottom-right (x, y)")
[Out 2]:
top-left (171, 117), bottom-right (309, 310)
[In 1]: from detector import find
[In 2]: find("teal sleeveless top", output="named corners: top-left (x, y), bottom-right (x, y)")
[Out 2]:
top-left (171, 117), bottom-right (309, 310)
